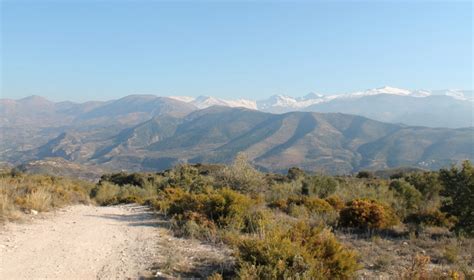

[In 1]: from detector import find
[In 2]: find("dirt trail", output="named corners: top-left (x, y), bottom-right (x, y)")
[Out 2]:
top-left (0, 204), bottom-right (230, 280)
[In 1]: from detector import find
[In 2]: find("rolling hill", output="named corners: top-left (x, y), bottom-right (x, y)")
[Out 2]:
top-left (0, 95), bottom-right (197, 162)
top-left (21, 107), bottom-right (474, 174)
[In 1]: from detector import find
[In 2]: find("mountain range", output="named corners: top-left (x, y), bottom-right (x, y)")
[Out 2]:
top-left (168, 86), bottom-right (474, 128)
top-left (1, 86), bottom-right (473, 174)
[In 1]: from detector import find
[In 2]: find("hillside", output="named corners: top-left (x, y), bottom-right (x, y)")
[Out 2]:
top-left (0, 95), bottom-right (197, 162)
top-left (20, 107), bottom-right (473, 174)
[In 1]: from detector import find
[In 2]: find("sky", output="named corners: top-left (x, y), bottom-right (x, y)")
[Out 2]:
top-left (1, 0), bottom-right (472, 102)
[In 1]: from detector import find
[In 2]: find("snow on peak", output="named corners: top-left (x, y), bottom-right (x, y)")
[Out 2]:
top-left (302, 92), bottom-right (324, 100)
top-left (168, 96), bottom-right (196, 103)
top-left (374, 86), bottom-right (411, 95)
top-left (170, 95), bottom-right (257, 110)
top-left (162, 87), bottom-right (471, 113)
top-left (346, 86), bottom-right (411, 98)
top-left (444, 90), bottom-right (468, 101)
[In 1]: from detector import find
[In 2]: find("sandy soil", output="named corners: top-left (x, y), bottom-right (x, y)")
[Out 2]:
top-left (0, 204), bottom-right (231, 280)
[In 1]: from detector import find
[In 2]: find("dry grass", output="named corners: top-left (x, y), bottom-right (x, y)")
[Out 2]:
top-left (0, 191), bottom-right (21, 221)
top-left (24, 189), bottom-right (53, 212)
top-left (0, 172), bottom-right (93, 222)
top-left (337, 230), bottom-right (473, 279)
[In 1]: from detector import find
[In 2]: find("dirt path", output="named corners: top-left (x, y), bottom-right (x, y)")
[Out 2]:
top-left (0, 204), bottom-right (230, 280)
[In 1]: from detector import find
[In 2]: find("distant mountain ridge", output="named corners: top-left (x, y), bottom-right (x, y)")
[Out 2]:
top-left (3, 86), bottom-right (472, 128)
top-left (0, 95), bottom-right (196, 159)
top-left (167, 86), bottom-right (473, 128)
top-left (1, 87), bottom-right (473, 174)
top-left (12, 107), bottom-right (474, 174)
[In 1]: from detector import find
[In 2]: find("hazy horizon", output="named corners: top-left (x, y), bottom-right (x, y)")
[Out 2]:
top-left (3, 85), bottom-right (474, 104)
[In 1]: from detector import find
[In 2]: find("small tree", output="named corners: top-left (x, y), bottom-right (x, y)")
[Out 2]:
top-left (219, 153), bottom-right (266, 194)
top-left (356, 171), bottom-right (375, 179)
top-left (439, 161), bottom-right (474, 236)
top-left (287, 167), bottom-right (305, 181)
top-left (404, 172), bottom-right (442, 202)
top-left (389, 179), bottom-right (423, 217)
top-left (302, 175), bottom-right (338, 198)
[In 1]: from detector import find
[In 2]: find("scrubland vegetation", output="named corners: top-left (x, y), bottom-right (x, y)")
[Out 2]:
top-left (0, 170), bottom-right (92, 222)
top-left (1, 156), bottom-right (473, 279)
top-left (90, 155), bottom-right (473, 279)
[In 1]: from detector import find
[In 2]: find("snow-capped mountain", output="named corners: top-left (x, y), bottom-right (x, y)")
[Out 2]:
top-left (165, 86), bottom-right (472, 128)
top-left (168, 87), bottom-right (473, 112)
top-left (168, 95), bottom-right (257, 110)
top-left (256, 86), bottom-right (473, 113)
top-left (334, 86), bottom-right (431, 99)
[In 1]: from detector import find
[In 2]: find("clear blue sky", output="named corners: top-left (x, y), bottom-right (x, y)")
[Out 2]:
top-left (1, 0), bottom-right (472, 102)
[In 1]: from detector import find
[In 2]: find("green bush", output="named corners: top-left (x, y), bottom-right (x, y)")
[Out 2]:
top-left (236, 222), bottom-right (359, 279)
top-left (217, 153), bottom-right (266, 194)
top-left (164, 187), bottom-right (254, 231)
top-left (287, 167), bottom-right (305, 181)
top-left (404, 172), bottom-right (442, 202)
top-left (242, 208), bottom-right (272, 235)
top-left (439, 161), bottom-right (474, 236)
top-left (160, 164), bottom-right (215, 192)
top-left (269, 196), bottom-right (334, 216)
top-left (339, 199), bottom-right (398, 230)
top-left (302, 175), bottom-right (338, 198)
top-left (356, 171), bottom-right (375, 179)
top-left (100, 172), bottom-right (149, 187)
top-left (266, 181), bottom-right (302, 203)
top-left (389, 179), bottom-right (423, 217)
top-left (171, 211), bottom-right (217, 240)
top-left (91, 182), bottom-right (156, 206)
top-left (405, 209), bottom-right (456, 229)
top-left (335, 179), bottom-right (398, 209)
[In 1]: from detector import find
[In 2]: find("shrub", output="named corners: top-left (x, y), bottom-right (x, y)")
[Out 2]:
top-left (0, 173), bottom-right (92, 221)
top-left (439, 161), bottom-right (474, 236)
top-left (100, 172), bottom-right (148, 187)
top-left (24, 189), bottom-right (52, 212)
top-left (217, 153), bottom-right (266, 194)
top-left (0, 191), bottom-right (17, 221)
top-left (288, 204), bottom-right (310, 218)
top-left (90, 182), bottom-right (121, 205)
top-left (336, 179), bottom-right (398, 209)
top-left (302, 175), bottom-right (338, 198)
top-left (171, 212), bottom-right (217, 241)
top-left (161, 164), bottom-right (215, 192)
top-left (339, 199), bottom-right (398, 230)
top-left (269, 196), bottom-right (334, 215)
top-left (235, 222), bottom-right (359, 279)
top-left (404, 171), bottom-right (442, 202)
top-left (287, 167), bottom-right (305, 181)
top-left (373, 254), bottom-right (394, 271)
top-left (405, 209), bottom-right (456, 229)
top-left (443, 243), bottom-right (460, 264)
top-left (243, 208), bottom-right (272, 236)
top-left (302, 197), bottom-right (334, 214)
top-left (164, 187), bottom-right (254, 232)
top-left (91, 181), bottom-right (158, 206)
top-left (389, 179), bottom-right (423, 217)
top-left (356, 171), bottom-right (375, 179)
top-left (266, 181), bottom-right (302, 203)
top-left (325, 195), bottom-right (345, 211)
top-left (399, 254), bottom-right (431, 280)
